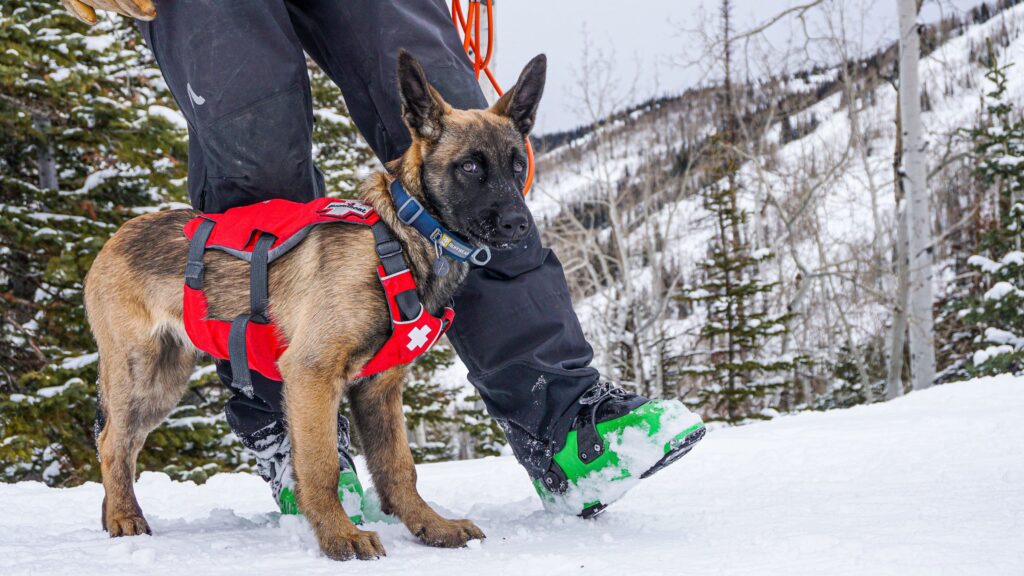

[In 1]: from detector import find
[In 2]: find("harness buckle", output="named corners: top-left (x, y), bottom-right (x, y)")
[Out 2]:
top-left (184, 260), bottom-right (205, 289)
top-left (397, 196), bottom-right (425, 225)
top-left (376, 239), bottom-right (403, 259)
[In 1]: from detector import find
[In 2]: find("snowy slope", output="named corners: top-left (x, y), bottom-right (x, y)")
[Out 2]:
top-left (2, 375), bottom-right (1022, 575)
top-left (519, 2), bottom-right (1024, 381)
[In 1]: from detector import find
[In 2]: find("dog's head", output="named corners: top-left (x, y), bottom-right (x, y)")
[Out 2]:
top-left (394, 50), bottom-right (545, 249)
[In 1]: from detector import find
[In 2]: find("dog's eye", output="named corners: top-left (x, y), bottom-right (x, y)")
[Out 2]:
top-left (461, 161), bottom-right (478, 173)
top-left (513, 160), bottom-right (525, 174)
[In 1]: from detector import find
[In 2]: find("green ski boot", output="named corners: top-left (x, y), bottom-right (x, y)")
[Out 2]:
top-left (534, 383), bottom-right (706, 518)
top-left (247, 416), bottom-right (367, 524)
top-left (277, 465), bottom-right (365, 524)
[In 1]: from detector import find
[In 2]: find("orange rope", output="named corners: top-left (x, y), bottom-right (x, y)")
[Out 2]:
top-left (451, 0), bottom-right (535, 196)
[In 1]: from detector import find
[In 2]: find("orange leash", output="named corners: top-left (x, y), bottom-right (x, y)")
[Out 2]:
top-left (451, 0), bottom-right (535, 196)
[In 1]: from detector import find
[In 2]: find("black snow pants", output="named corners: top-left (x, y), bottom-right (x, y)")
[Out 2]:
top-left (139, 0), bottom-right (598, 478)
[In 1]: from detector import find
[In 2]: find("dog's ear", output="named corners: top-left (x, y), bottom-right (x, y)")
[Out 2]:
top-left (398, 50), bottom-right (450, 142)
top-left (491, 54), bottom-right (546, 135)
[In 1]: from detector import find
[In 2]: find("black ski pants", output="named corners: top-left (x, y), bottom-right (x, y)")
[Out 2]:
top-left (139, 0), bottom-right (597, 477)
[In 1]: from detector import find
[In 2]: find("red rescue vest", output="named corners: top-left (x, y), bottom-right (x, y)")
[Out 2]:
top-left (181, 197), bottom-right (454, 396)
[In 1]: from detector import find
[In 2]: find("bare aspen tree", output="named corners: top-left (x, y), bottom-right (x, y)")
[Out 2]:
top-left (897, 0), bottom-right (937, 391)
top-left (888, 99), bottom-right (909, 400)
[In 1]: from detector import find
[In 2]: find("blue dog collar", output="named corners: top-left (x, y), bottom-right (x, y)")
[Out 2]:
top-left (389, 180), bottom-right (491, 266)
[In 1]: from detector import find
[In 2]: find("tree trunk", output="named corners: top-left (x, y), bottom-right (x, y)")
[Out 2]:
top-left (887, 99), bottom-right (908, 400)
top-left (888, 208), bottom-right (910, 399)
top-left (897, 0), bottom-right (936, 391)
top-left (32, 114), bottom-right (58, 191)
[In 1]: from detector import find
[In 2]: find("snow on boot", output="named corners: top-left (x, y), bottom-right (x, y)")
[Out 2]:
top-left (242, 416), bottom-right (365, 524)
top-left (534, 382), bottom-right (706, 518)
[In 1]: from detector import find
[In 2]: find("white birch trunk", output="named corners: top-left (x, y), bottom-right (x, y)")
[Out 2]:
top-left (888, 206), bottom-right (909, 399)
top-left (897, 0), bottom-right (936, 391)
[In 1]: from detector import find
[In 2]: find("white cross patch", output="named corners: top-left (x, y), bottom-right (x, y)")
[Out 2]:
top-left (321, 201), bottom-right (371, 219)
top-left (407, 325), bottom-right (432, 351)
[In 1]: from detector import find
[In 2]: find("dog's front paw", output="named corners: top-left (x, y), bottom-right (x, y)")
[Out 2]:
top-left (322, 529), bottom-right (387, 561)
top-left (105, 513), bottom-right (151, 537)
top-left (413, 517), bottom-right (486, 548)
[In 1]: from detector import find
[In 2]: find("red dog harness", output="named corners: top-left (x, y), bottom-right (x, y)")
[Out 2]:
top-left (181, 197), bottom-right (455, 397)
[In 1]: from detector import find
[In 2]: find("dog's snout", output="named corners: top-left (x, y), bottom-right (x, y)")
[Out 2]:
top-left (495, 211), bottom-right (530, 241)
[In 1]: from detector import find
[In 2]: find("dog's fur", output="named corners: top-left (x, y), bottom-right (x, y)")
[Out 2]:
top-left (84, 51), bottom-right (545, 561)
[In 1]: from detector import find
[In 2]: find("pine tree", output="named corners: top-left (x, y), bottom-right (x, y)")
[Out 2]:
top-left (677, 1), bottom-right (802, 422)
top-left (308, 62), bottom-right (375, 196)
top-left (0, 3), bottom-right (499, 486)
top-left (957, 45), bottom-right (1024, 376)
top-left (403, 345), bottom-right (461, 463)
top-left (400, 344), bottom-right (505, 463)
top-left (678, 143), bottom-right (802, 422)
top-left (0, 2), bottom-right (251, 485)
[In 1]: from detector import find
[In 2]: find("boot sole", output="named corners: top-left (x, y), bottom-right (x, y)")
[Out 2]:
top-left (640, 424), bottom-right (706, 479)
top-left (579, 425), bottom-right (706, 518)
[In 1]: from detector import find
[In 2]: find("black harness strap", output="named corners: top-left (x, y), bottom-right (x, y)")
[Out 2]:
top-left (228, 315), bottom-right (253, 398)
top-left (227, 231), bottom-right (276, 399)
top-left (185, 219), bottom-right (215, 290)
top-left (249, 232), bottom-right (275, 322)
top-left (371, 221), bottom-right (422, 322)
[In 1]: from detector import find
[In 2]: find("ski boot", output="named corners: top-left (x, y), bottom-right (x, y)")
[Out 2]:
top-left (533, 382), bottom-right (706, 518)
top-left (246, 415), bottom-right (365, 524)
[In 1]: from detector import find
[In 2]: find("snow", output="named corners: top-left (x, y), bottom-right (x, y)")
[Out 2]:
top-left (59, 352), bottom-right (98, 370)
top-left (973, 344), bottom-right (1014, 365)
top-left (148, 105), bottom-right (188, 129)
top-left (314, 108), bottom-right (351, 126)
top-left (82, 34), bottom-right (115, 53)
top-left (526, 2), bottom-right (1024, 380)
top-left (983, 280), bottom-right (1019, 301)
top-left (2, 375), bottom-right (1022, 575)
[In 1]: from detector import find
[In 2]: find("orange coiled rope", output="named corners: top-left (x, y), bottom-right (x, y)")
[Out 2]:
top-left (451, 0), bottom-right (535, 196)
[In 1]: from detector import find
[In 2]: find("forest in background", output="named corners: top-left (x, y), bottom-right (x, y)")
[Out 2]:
top-left (2, 0), bottom-right (1022, 486)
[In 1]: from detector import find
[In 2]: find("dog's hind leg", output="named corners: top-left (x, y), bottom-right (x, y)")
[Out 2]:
top-left (347, 367), bottom-right (485, 548)
top-left (278, 354), bottom-right (386, 561)
top-left (97, 328), bottom-right (194, 537)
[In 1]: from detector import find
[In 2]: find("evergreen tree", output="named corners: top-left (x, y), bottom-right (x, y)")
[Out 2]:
top-left (677, 1), bottom-right (802, 422)
top-left (0, 2), bottom-right (247, 485)
top-left (678, 142), bottom-right (802, 422)
top-left (308, 62), bottom-right (376, 195)
top-left (0, 3), bottom-right (500, 486)
top-left (956, 46), bottom-right (1024, 376)
top-left (401, 344), bottom-right (505, 463)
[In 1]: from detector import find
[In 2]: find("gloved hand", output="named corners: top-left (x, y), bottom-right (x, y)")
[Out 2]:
top-left (61, 0), bottom-right (157, 25)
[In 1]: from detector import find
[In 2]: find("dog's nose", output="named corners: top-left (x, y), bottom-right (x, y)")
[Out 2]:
top-left (495, 211), bottom-right (530, 240)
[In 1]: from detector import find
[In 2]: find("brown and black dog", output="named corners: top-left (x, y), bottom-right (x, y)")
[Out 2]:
top-left (84, 51), bottom-right (545, 561)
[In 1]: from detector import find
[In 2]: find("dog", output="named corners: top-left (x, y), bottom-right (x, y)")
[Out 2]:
top-left (83, 50), bottom-right (545, 561)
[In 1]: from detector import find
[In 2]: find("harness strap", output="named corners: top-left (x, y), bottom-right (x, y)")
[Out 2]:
top-left (371, 221), bottom-right (407, 276)
top-left (371, 221), bottom-right (422, 322)
top-left (228, 314), bottom-right (254, 398)
top-left (185, 219), bottom-right (215, 290)
top-left (250, 232), bottom-right (275, 322)
top-left (227, 231), bottom-right (276, 399)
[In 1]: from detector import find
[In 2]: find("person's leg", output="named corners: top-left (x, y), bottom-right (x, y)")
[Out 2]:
top-left (138, 0), bottom-right (314, 439)
top-left (137, 0), bottom-right (358, 516)
top-left (287, 0), bottom-right (599, 478)
top-left (289, 1), bottom-right (706, 515)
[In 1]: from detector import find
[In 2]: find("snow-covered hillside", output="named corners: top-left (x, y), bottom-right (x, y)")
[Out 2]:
top-left (521, 1), bottom-right (1024, 396)
top-left (2, 375), bottom-right (1021, 575)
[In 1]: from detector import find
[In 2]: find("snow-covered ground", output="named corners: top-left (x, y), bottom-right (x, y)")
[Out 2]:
top-left (2, 375), bottom-right (1022, 575)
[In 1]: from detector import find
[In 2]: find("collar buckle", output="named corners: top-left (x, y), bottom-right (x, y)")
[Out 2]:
top-left (397, 196), bottom-right (425, 225)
